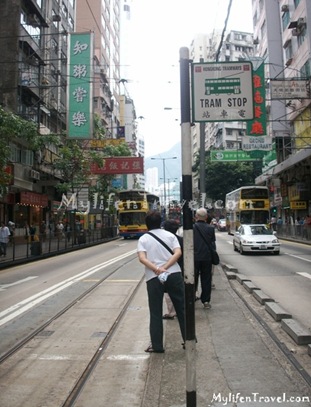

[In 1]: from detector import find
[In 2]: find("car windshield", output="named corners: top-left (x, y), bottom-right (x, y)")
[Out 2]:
top-left (246, 226), bottom-right (273, 235)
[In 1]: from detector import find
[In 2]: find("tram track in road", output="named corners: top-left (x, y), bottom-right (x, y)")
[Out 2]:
top-left (0, 251), bottom-right (138, 365)
top-left (61, 272), bottom-right (145, 407)
top-left (0, 250), bottom-right (146, 407)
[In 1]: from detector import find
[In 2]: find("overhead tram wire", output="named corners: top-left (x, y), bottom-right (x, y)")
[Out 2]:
top-left (215, 0), bottom-right (233, 62)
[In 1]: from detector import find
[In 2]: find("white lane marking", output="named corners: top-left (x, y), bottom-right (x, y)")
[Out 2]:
top-left (0, 276), bottom-right (37, 290)
top-left (296, 272), bottom-right (311, 280)
top-left (107, 355), bottom-right (149, 361)
top-left (284, 252), bottom-right (311, 262)
top-left (0, 250), bottom-right (137, 327)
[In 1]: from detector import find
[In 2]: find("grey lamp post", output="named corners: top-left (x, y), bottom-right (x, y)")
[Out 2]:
top-left (151, 157), bottom-right (177, 209)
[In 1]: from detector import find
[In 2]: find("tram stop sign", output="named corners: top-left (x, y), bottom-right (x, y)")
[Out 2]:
top-left (191, 61), bottom-right (254, 122)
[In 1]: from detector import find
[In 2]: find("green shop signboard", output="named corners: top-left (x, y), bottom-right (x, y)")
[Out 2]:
top-left (67, 32), bottom-right (93, 139)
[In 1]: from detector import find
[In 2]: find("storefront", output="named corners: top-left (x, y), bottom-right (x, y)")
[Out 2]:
top-left (13, 192), bottom-right (49, 238)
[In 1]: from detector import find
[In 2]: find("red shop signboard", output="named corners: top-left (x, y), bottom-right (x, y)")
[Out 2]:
top-left (18, 191), bottom-right (49, 207)
top-left (90, 157), bottom-right (144, 174)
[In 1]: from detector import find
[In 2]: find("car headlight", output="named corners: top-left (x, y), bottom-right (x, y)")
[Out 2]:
top-left (241, 239), bottom-right (252, 244)
top-left (272, 238), bottom-right (279, 243)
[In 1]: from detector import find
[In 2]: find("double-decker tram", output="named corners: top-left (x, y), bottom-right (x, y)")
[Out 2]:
top-left (225, 186), bottom-right (270, 235)
top-left (117, 189), bottom-right (160, 239)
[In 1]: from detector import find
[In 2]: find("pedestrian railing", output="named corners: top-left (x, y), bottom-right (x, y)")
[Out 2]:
top-left (1, 227), bottom-right (119, 266)
top-left (276, 224), bottom-right (311, 242)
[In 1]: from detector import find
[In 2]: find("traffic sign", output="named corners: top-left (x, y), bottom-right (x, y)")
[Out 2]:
top-left (210, 150), bottom-right (257, 162)
top-left (191, 61), bottom-right (254, 122)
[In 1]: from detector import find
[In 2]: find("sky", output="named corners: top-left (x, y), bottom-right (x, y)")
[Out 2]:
top-left (124, 0), bottom-right (254, 158)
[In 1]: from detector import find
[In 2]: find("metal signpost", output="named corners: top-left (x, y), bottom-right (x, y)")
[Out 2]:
top-left (180, 55), bottom-right (256, 407)
top-left (180, 47), bottom-right (196, 407)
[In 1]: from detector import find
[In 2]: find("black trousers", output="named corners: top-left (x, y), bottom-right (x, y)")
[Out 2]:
top-left (146, 272), bottom-right (185, 351)
top-left (194, 260), bottom-right (212, 304)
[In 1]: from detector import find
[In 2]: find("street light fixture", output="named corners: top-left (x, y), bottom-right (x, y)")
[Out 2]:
top-left (162, 177), bottom-right (178, 202)
top-left (150, 157), bottom-right (177, 209)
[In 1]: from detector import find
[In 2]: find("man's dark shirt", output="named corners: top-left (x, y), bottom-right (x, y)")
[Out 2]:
top-left (193, 221), bottom-right (216, 261)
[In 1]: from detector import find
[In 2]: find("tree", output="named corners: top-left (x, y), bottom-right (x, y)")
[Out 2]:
top-left (89, 142), bottom-right (132, 205)
top-left (0, 107), bottom-right (59, 189)
top-left (53, 139), bottom-right (95, 194)
top-left (193, 151), bottom-right (255, 203)
top-left (53, 138), bottom-right (132, 202)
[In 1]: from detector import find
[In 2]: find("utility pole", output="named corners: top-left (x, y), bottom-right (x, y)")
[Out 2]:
top-left (199, 58), bottom-right (206, 205)
top-left (180, 47), bottom-right (196, 407)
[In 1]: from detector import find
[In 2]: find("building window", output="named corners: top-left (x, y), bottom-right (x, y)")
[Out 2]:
top-left (62, 2), bottom-right (68, 19)
top-left (285, 41), bottom-right (292, 61)
top-left (282, 11), bottom-right (290, 30)
top-left (261, 20), bottom-right (266, 38)
top-left (301, 60), bottom-right (310, 78)
top-left (294, 0), bottom-right (300, 8)
top-left (297, 26), bottom-right (306, 47)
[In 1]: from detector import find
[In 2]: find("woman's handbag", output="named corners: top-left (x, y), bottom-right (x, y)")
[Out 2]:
top-left (194, 225), bottom-right (220, 265)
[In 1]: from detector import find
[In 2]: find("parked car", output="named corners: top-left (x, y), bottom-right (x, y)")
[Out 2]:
top-left (217, 219), bottom-right (227, 232)
top-left (233, 224), bottom-right (280, 255)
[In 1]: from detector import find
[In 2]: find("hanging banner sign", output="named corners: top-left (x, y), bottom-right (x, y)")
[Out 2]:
top-left (246, 63), bottom-right (267, 139)
top-left (270, 79), bottom-right (309, 99)
top-left (67, 32), bottom-right (93, 139)
top-left (90, 157), bottom-right (144, 174)
top-left (242, 136), bottom-right (272, 151)
top-left (191, 61), bottom-right (254, 122)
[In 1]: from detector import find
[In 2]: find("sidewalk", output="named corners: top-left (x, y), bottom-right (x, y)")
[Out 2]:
top-left (142, 265), bottom-right (311, 407)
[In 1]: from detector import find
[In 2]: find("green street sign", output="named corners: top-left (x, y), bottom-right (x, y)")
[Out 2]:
top-left (210, 150), bottom-right (257, 162)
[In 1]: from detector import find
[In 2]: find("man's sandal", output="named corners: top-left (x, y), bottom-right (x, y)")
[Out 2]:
top-left (144, 345), bottom-right (165, 353)
top-left (162, 314), bottom-right (175, 320)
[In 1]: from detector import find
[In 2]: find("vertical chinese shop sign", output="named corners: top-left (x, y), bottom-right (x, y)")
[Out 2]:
top-left (246, 63), bottom-right (267, 138)
top-left (67, 32), bottom-right (93, 139)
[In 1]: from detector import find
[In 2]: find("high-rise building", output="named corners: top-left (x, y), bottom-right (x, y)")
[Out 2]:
top-left (0, 0), bottom-right (75, 228)
top-left (252, 0), bottom-right (311, 220)
top-left (76, 0), bottom-right (121, 136)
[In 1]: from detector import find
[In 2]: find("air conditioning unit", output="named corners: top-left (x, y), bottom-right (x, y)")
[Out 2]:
top-left (52, 14), bottom-right (61, 22)
top-left (281, 5), bottom-right (289, 12)
top-left (285, 57), bottom-right (293, 66)
top-left (28, 14), bottom-right (40, 28)
top-left (292, 28), bottom-right (301, 36)
top-left (297, 17), bottom-right (306, 27)
top-left (29, 169), bottom-right (40, 180)
top-left (41, 77), bottom-right (49, 85)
